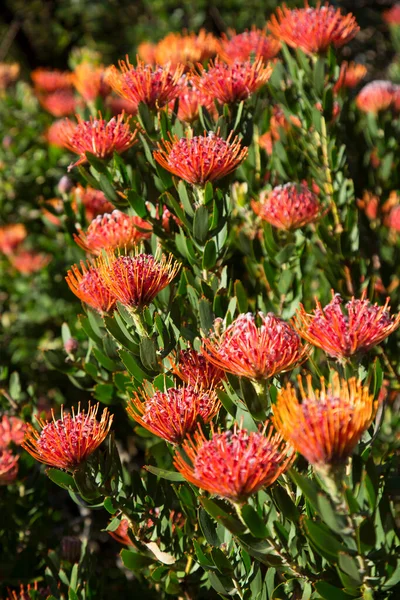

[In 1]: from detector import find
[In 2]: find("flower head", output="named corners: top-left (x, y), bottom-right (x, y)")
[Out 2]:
top-left (169, 346), bottom-right (225, 388)
top-left (74, 210), bottom-right (152, 255)
top-left (202, 312), bottom-right (308, 381)
top-left (71, 184), bottom-right (114, 221)
top-left (273, 374), bottom-right (378, 466)
top-left (138, 41), bottom-right (157, 64)
top-left (108, 517), bottom-right (133, 546)
top-left (219, 28), bottom-right (281, 63)
top-left (334, 61), bottom-right (367, 92)
top-left (252, 182), bottom-right (321, 230)
top-left (154, 30), bottom-right (218, 68)
top-left (57, 113), bottom-right (138, 169)
top-left (0, 224), bottom-right (27, 255)
top-left (357, 191), bottom-right (379, 221)
top-left (22, 403), bottom-right (113, 471)
top-left (174, 423), bottom-right (294, 503)
top-left (356, 80), bottom-right (396, 113)
top-left (193, 58), bottom-right (272, 105)
top-left (38, 90), bottom-right (78, 117)
top-left (0, 449), bottom-right (18, 485)
top-left (173, 79), bottom-right (216, 124)
top-left (0, 63), bottom-right (19, 90)
top-left (127, 385), bottom-right (220, 445)
top-left (106, 58), bottom-right (184, 110)
top-left (72, 62), bottom-right (110, 102)
top-left (293, 292), bottom-right (400, 359)
top-left (96, 249), bottom-right (180, 309)
top-left (66, 260), bottom-right (117, 314)
top-left (9, 250), bottom-right (51, 275)
top-left (269, 2), bottom-right (359, 55)
top-left (31, 68), bottom-right (72, 93)
top-left (0, 416), bottom-right (26, 448)
top-left (154, 131), bottom-right (248, 186)
top-left (46, 119), bottom-right (77, 148)
top-left (383, 4), bottom-right (400, 25)
top-left (386, 205), bottom-right (400, 232)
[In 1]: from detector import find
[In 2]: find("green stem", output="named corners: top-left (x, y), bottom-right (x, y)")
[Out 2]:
top-left (320, 117), bottom-right (341, 233)
top-left (131, 311), bottom-right (149, 338)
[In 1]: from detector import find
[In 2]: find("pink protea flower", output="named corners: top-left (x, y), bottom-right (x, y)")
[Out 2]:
top-left (334, 61), bottom-right (367, 93)
top-left (169, 346), bottom-right (225, 388)
top-left (73, 210), bottom-right (152, 255)
top-left (383, 4), bottom-right (400, 25)
top-left (9, 250), bottom-right (51, 275)
top-left (202, 312), bottom-right (308, 381)
top-left (106, 58), bottom-right (185, 110)
top-left (65, 260), bottom-right (117, 314)
top-left (0, 416), bottom-right (26, 448)
top-left (293, 291), bottom-right (400, 359)
top-left (57, 113), bottom-right (138, 169)
top-left (22, 403), bottom-right (113, 471)
top-left (273, 374), bottom-right (378, 467)
top-left (31, 68), bottom-right (73, 92)
top-left (38, 90), bottom-right (78, 117)
top-left (172, 79), bottom-right (216, 124)
top-left (268, 2), bottom-right (359, 55)
top-left (46, 119), bottom-right (77, 148)
top-left (219, 28), bottom-right (281, 63)
top-left (0, 223), bottom-right (27, 255)
top-left (356, 80), bottom-right (396, 113)
top-left (154, 30), bottom-right (219, 68)
top-left (72, 62), bottom-right (110, 102)
top-left (127, 385), bottom-right (220, 445)
top-left (97, 249), bottom-right (180, 310)
top-left (193, 58), bottom-right (272, 105)
top-left (0, 62), bottom-right (19, 91)
top-left (154, 131), bottom-right (248, 186)
top-left (71, 184), bottom-right (114, 221)
top-left (174, 423), bottom-right (294, 503)
top-left (0, 449), bottom-right (18, 485)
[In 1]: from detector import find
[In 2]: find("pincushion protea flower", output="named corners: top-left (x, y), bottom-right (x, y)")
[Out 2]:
top-left (356, 81), bottom-right (396, 113)
top-left (71, 184), bottom-right (114, 221)
top-left (58, 113), bottom-right (138, 169)
top-left (73, 210), bottom-right (152, 255)
top-left (72, 62), bottom-right (110, 102)
top-left (174, 423), bottom-right (294, 503)
top-left (97, 249), bottom-right (180, 310)
top-left (219, 28), bottom-right (281, 63)
top-left (9, 250), bottom-right (51, 275)
top-left (7, 582), bottom-right (40, 600)
top-left (0, 449), bottom-right (18, 485)
top-left (154, 132), bottom-right (248, 186)
top-left (127, 385), bottom-right (220, 445)
top-left (252, 182), bottom-right (321, 230)
top-left (269, 2), bottom-right (359, 55)
top-left (66, 260), bottom-right (117, 314)
top-left (0, 416), bottom-right (26, 448)
top-left (0, 62), bottom-right (19, 91)
top-left (293, 292), bottom-right (400, 359)
top-left (334, 61), bottom-right (367, 93)
top-left (108, 517), bottom-right (133, 546)
top-left (0, 224), bottom-right (27, 255)
top-left (154, 30), bottom-right (219, 68)
top-left (31, 68), bottom-right (73, 92)
top-left (273, 374), bottom-right (378, 467)
top-left (169, 347), bottom-right (225, 388)
top-left (172, 80), bottom-right (216, 124)
top-left (106, 58), bottom-right (184, 110)
top-left (357, 191), bottom-right (379, 221)
top-left (22, 403), bottom-right (113, 471)
top-left (46, 119), bottom-right (77, 148)
top-left (38, 90), bottom-right (78, 117)
top-left (383, 4), bottom-right (400, 25)
top-left (202, 312), bottom-right (308, 381)
top-left (193, 58), bottom-right (272, 105)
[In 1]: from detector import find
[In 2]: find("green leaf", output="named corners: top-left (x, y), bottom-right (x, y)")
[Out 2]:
top-left (314, 581), bottom-right (354, 600)
top-left (139, 337), bottom-right (159, 372)
top-left (127, 190), bottom-right (147, 218)
top-left (144, 465), bottom-right (185, 482)
top-left (302, 518), bottom-right (348, 561)
top-left (178, 181), bottom-right (194, 216)
top-left (85, 152), bottom-right (108, 174)
top-left (313, 56), bottom-right (325, 97)
top-left (338, 552), bottom-right (362, 586)
top-left (46, 469), bottom-right (76, 491)
top-left (211, 548), bottom-right (234, 575)
top-left (193, 204), bottom-right (209, 244)
top-left (202, 239), bottom-right (217, 270)
top-left (271, 486), bottom-right (299, 523)
top-left (289, 470), bottom-right (319, 512)
top-left (103, 496), bottom-right (118, 514)
top-left (193, 540), bottom-right (216, 569)
top-left (240, 505), bottom-right (269, 538)
top-left (99, 173), bottom-right (118, 202)
top-left (93, 383), bottom-right (115, 405)
top-left (234, 280), bottom-right (248, 313)
top-left (317, 493), bottom-right (347, 533)
top-left (119, 349), bottom-right (148, 383)
top-left (104, 316), bottom-right (139, 354)
top-left (200, 497), bottom-right (246, 535)
top-left (9, 371), bottom-right (21, 401)
top-left (120, 549), bottom-right (155, 570)
top-left (199, 507), bottom-right (221, 546)
top-left (199, 298), bottom-right (214, 334)
top-left (93, 348), bottom-right (118, 371)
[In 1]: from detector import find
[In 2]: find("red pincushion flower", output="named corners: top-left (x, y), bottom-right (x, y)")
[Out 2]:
top-left (127, 385), bottom-right (220, 445)
top-left (57, 113), bottom-right (138, 169)
top-left (106, 58), bottom-right (184, 110)
top-left (9, 250), bottom-right (51, 275)
top-left (66, 260), bottom-right (117, 314)
top-left (46, 119), bottom-right (77, 148)
top-left (356, 80), bottom-right (396, 113)
top-left (219, 28), bottom-right (281, 63)
top-left (252, 182), bottom-right (321, 230)
top-left (172, 80), bottom-right (216, 124)
top-left (154, 30), bottom-right (219, 68)
top-left (71, 184), bottom-right (114, 221)
top-left (0, 449), bottom-right (18, 485)
top-left (154, 132), bottom-right (248, 186)
top-left (0, 62), bottom-right (19, 90)
top-left (97, 249), bottom-right (180, 309)
top-left (169, 347), bottom-right (225, 388)
top-left (193, 58), bottom-right (272, 105)
top-left (22, 403), bottom-right (113, 471)
top-left (174, 423), bottom-right (294, 503)
top-left (0, 224), bottom-right (27, 255)
top-left (334, 61), bottom-right (367, 93)
top-left (38, 90), bottom-right (78, 117)
top-left (268, 2), bottom-right (359, 56)
top-left (202, 312), bottom-right (308, 381)
top-left (72, 62), bottom-right (110, 102)
top-left (31, 68), bottom-right (73, 93)
top-left (293, 292), bottom-right (400, 359)
top-left (0, 416), bottom-right (26, 448)
top-left (383, 4), bottom-right (400, 25)
top-left (74, 210), bottom-right (152, 255)
top-left (273, 374), bottom-right (378, 467)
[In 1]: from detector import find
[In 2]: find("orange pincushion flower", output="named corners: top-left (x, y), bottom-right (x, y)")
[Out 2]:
top-left (31, 68), bottom-right (73, 93)
top-left (74, 210), bottom-right (152, 255)
top-left (252, 182), bottom-right (321, 230)
top-left (172, 79), bottom-right (216, 124)
top-left (293, 291), bottom-right (400, 359)
top-left (383, 4), bottom-right (400, 25)
top-left (356, 81), bottom-right (396, 113)
top-left (357, 191), bottom-right (379, 221)
top-left (193, 58), bottom-right (272, 105)
top-left (58, 113), bottom-right (138, 169)
top-left (219, 28), bottom-right (281, 63)
top-left (334, 61), bottom-right (367, 93)
top-left (0, 223), bottom-right (27, 255)
top-left (106, 58), bottom-right (184, 110)
top-left (154, 131), bottom-right (248, 186)
top-left (174, 423), bottom-right (294, 503)
top-left (38, 90), bottom-right (78, 117)
top-left (22, 403), bottom-right (113, 471)
top-left (202, 312), bottom-right (308, 381)
top-left (273, 374), bottom-right (378, 467)
top-left (127, 385), bottom-right (220, 445)
top-left (0, 63), bottom-right (19, 90)
top-left (97, 249), bottom-right (180, 309)
top-left (9, 250), bottom-right (51, 275)
top-left (169, 347), bottom-right (225, 388)
top-left (269, 2), bottom-right (359, 55)
top-left (72, 62), bottom-right (110, 102)
top-left (154, 30), bottom-right (218, 68)
top-left (71, 184), bottom-right (114, 221)
top-left (66, 260), bottom-right (117, 314)
top-left (138, 41), bottom-right (157, 64)
top-left (0, 416), bottom-right (26, 448)
top-left (46, 119), bottom-right (77, 148)
top-left (0, 449), bottom-right (18, 485)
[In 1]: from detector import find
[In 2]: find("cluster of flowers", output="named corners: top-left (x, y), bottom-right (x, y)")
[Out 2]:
top-left (0, 415), bottom-right (26, 485)
top-left (0, 223), bottom-right (51, 275)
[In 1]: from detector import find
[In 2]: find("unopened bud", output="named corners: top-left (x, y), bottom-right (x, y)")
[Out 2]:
top-left (58, 175), bottom-right (73, 195)
top-left (64, 337), bottom-right (79, 355)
